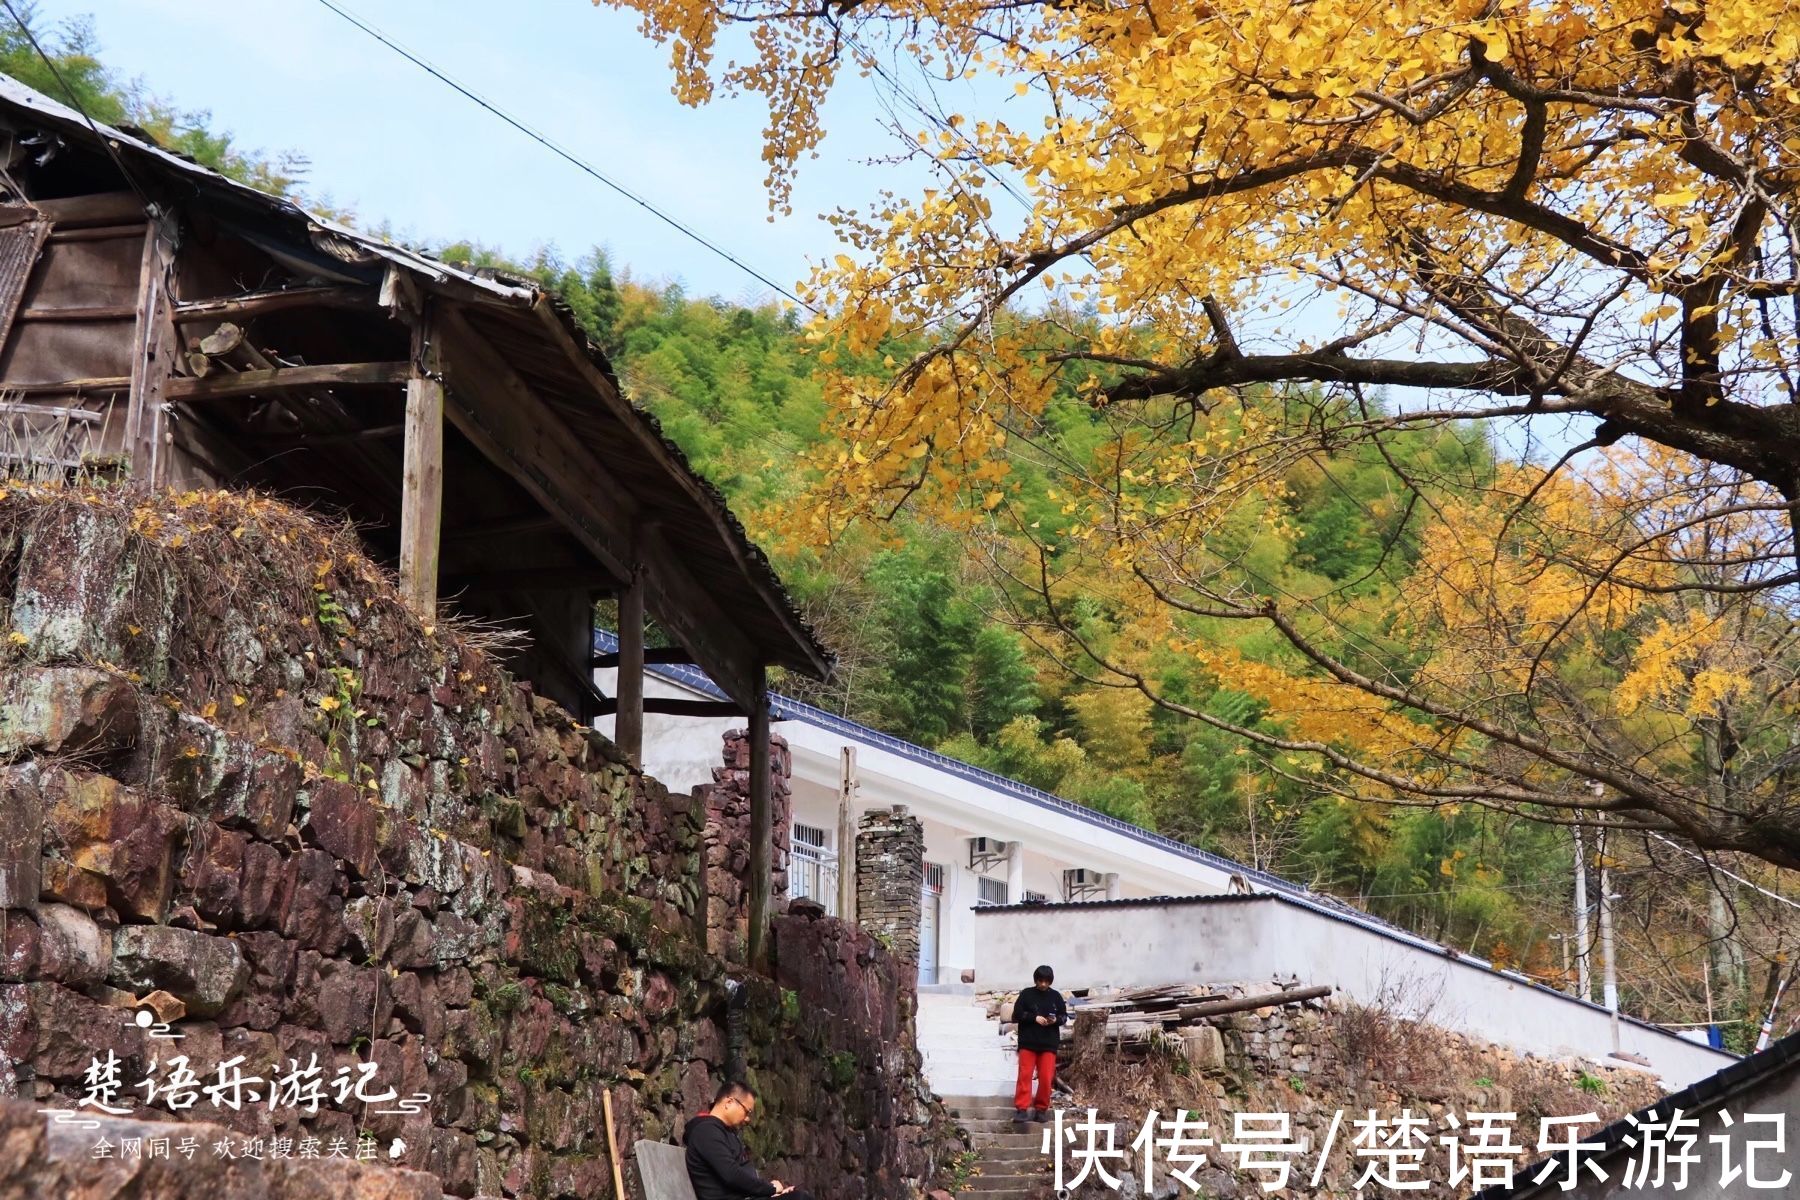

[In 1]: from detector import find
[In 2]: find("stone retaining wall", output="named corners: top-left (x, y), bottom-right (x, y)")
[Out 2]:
top-left (0, 487), bottom-right (957, 1200)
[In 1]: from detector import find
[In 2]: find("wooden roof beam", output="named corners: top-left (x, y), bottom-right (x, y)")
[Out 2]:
top-left (437, 307), bottom-right (762, 709)
top-left (527, 298), bottom-right (828, 679)
top-left (165, 361), bottom-right (411, 400)
top-left (172, 285), bottom-right (376, 325)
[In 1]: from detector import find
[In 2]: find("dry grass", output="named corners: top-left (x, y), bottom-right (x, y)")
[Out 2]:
top-left (0, 475), bottom-right (529, 740)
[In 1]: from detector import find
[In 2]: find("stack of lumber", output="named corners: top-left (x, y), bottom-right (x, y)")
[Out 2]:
top-left (1055, 982), bottom-right (1334, 1055)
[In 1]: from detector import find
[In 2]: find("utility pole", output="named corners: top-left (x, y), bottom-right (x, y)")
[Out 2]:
top-left (1591, 783), bottom-right (1621, 1054)
top-left (1573, 824), bottom-right (1593, 1002)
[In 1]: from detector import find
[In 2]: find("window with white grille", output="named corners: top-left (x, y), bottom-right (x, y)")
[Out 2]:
top-left (977, 876), bottom-right (1009, 906)
top-left (923, 863), bottom-right (945, 893)
top-left (790, 822), bottom-right (838, 915)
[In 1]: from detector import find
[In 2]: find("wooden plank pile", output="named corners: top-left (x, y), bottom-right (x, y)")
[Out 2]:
top-left (1002, 983), bottom-right (1334, 1057)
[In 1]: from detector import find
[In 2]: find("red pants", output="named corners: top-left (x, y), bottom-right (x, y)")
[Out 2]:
top-left (1015, 1049), bottom-right (1055, 1110)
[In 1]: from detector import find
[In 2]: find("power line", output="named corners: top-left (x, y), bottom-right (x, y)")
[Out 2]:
top-left (1, 0), bottom-right (153, 203)
top-left (845, 32), bottom-right (1032, 214)
top-left (312, 0), bottom-right (815, 312)
top-left (1648, 831), bottom-right (1800, 913)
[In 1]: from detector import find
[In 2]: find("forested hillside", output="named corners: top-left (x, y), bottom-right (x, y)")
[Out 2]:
top-left (8, 9), bottom-right (1794, 1049)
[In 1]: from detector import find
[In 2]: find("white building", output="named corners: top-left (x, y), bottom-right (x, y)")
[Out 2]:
top-left (594, 632), bottom-right (1736, 1089)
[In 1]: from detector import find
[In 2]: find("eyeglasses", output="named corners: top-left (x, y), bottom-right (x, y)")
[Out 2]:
top-left (721, 1095), bottom-right (755, 1120)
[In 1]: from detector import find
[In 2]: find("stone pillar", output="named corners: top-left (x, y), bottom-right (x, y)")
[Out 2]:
top-left (1104, 872), bottom-right (1122, 901)
top-left (701, 728), bottom-right (791, 963)
top-left (854, 805), bottom-right (924, 964)
top-left (1006, 840), bottom-right (1026, 905)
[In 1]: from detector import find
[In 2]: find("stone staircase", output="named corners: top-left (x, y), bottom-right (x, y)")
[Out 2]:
top-left (942, 1096), bottom-right (1055, 1200)
top-left (918, 987), bottom-right (1016, 1098)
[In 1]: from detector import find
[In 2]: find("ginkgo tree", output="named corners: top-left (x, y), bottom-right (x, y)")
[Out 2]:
top-left (600, 0), bottom-right (1800, 864)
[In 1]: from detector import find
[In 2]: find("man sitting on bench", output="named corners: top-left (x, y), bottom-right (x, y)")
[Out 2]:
top-left (686, 1081), bottom-right (813, 1200)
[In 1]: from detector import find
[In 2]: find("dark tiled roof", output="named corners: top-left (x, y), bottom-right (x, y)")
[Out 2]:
top-left (1472, 1030), bottom-right (1800, 1198)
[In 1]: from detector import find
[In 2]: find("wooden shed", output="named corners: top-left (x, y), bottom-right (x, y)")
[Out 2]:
top-left (0, 79), bottom-right (831, 723)
top-left (0, 76), bottom-right (828, 959)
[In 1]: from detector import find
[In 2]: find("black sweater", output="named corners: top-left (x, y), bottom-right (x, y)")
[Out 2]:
top-left (685, 1114), bottom-right (776, 1200)
top-left (1011, 985), bottom-right (1068, 1053)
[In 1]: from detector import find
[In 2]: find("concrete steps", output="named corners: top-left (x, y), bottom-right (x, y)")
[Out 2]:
top-left (941, 1093), bottom-right (1057, 1200)
top-left (920, 993), bottom-right (1015, 1099)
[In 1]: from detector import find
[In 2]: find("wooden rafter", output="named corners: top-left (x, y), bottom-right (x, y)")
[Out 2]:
top-left (165, 361), bottom-right (411, 400)
top-left (591, 647), bottom-right (694, 668)
top-left (530, 298), bottom-right (828, 680)
top-left (438, 306), bottom-right (764, 709)
top-left (172, 285), bottom-right (374, 324)
top-left (441, 568), bottom-right (614, 593)
top-left (592, 697), bottom-right (746, 718)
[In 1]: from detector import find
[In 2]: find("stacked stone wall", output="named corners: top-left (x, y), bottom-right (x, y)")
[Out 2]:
top-left (699, 730), bottom-right (791, 963)
top-left (853, 807), bottom-right (923, 966)
top-left (0, 486), bottom-right (956, 1200)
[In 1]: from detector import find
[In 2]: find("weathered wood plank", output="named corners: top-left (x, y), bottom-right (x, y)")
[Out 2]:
top-left (4, 377), bottom-right (132, 394)
top-left (33, 192), bottom-right (144, 228)
top-left (126, 214), bottom-right (177, 484)
top-left (172, 285), bottom-right (373, 324)
top-left (46, 223), bottom-right (148, 244)
top-left (164, 361), bottom-right (411, 400)
top-left (615, 572), bottom-right (645, 766)
top-left (591, 647), bottom-right (694, 668)
top-left (399, 312), bottom-right (444, 616)
top-left (0, 402), bottom-right (103, 424)
top-left (16, 304), bottom-right (139, 322)
top-left (748, 666), bottom-right (772, 969)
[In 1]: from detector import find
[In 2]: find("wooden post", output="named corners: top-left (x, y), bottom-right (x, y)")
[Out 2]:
top-left (836, 746), bottom-right (858, 920)
top-left (127, 212), bottom-right (177, 483)
top-left (616, 572), bottom-right (645, 765)
top-left (747, 665), bottom-right (772, 969)
top-left (399, 304), bottom-right (444, 616)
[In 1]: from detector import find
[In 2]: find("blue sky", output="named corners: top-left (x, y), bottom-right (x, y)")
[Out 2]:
top-left (44, 0), bottom-right (950, 304)
top-left (30, 2), bottom-right (1593, 466)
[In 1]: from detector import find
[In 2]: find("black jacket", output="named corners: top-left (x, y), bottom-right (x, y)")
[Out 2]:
top-left (1012, 985), bottom-right (1068, 1053)
top-left (685, 1114), bottom-right (775, 1200)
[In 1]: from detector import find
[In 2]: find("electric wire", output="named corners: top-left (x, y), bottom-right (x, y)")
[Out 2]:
top-left (312, 0), bottom-right (815, 312)
top-left (0, 0), bottom-right (154, 204)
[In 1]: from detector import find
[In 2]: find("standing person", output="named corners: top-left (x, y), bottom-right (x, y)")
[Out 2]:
top-left (685, 1081), bottom-right (813, 1200)
top-left (1010, 964), bottom-right (1067, 1123)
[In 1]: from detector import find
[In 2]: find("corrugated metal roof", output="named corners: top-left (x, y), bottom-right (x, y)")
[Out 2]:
top-left (0, 73), bottom-right (830, 683)
top-left (599, 628), bottom-right (1737, 1054)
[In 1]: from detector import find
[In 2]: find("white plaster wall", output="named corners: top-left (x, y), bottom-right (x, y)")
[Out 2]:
top-left (774, 752), bottom-right (1166, 981)
top-left (602, 665), bottom-right (1255, 979)
top-left (972, 900), bottom-right (1736, 1090)
top-left (592, 666), bottom-right (741, 794)
top-left (599, 667), bottom-right (1728, 1086)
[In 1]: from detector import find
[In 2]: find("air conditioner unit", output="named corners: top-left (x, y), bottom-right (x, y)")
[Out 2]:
top-left (1063, 867), bottom-right (1107, 901)
top-left (968, 837), bottom-right (1010, 872)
